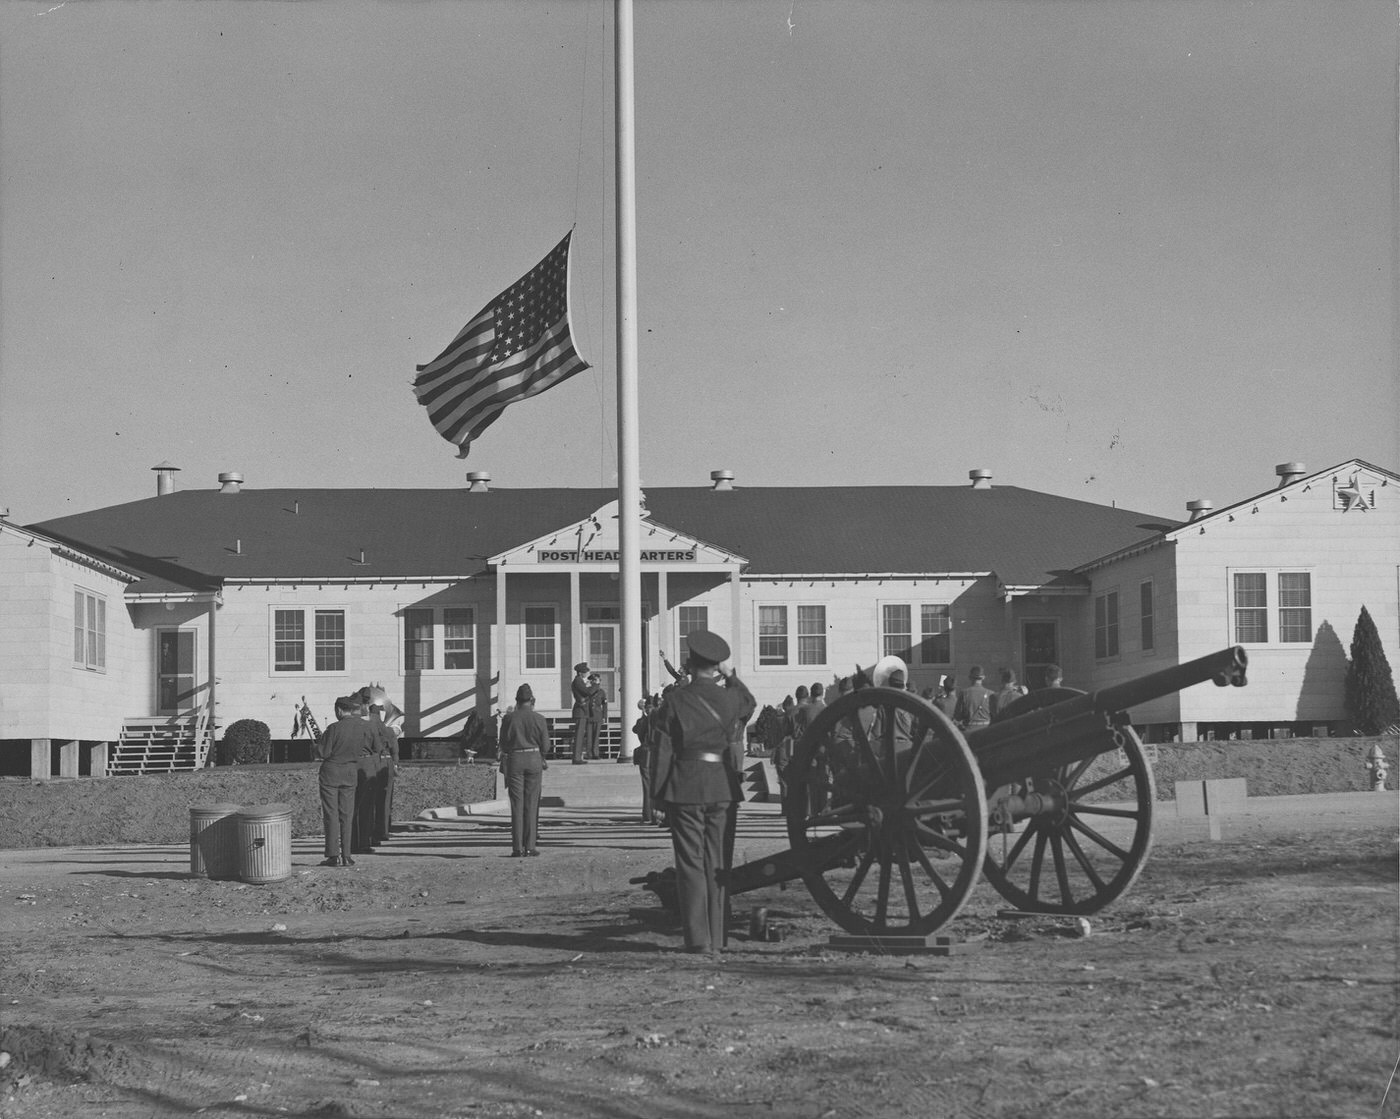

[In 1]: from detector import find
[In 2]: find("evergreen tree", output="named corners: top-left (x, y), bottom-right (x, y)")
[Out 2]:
top-left (1345, 606), bottom-right (1400, 735)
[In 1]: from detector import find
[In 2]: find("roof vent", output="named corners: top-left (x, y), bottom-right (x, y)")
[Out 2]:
top-left (969, 468), bottom-right (993, 490)
top-left (466, 471), bottom-right (491, 493)
top-left (218, 471), bottom-right (244, 495)
top-left (1275, 462), bottom-right (1306, 488)
top-left (1186, 498), bottom-right (1214, 521)
top-left (710, 469), bottom-right (735, 491)
top-left (152, 461), bottom-right (181, 496)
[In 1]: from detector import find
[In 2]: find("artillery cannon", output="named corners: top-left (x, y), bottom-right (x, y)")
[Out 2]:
top-left (701, 646), bottom-right (1248, 940)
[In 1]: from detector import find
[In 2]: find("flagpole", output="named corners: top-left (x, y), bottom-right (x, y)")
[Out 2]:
top-left (614, 0), bottom-right (642, 758)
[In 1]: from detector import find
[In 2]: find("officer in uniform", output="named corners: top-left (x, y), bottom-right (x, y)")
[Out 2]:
top-left (570, 662), bottom-right (597, 764)
top-left (649, 629), bottom-right (756, 955)
top-left (316, 696), bottom-right (375, 867)
top-left (499, 683), bottom-right (548, 856)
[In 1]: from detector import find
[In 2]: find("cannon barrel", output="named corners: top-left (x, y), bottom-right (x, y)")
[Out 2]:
top-left (969, 645), bottom-right (1247, 788)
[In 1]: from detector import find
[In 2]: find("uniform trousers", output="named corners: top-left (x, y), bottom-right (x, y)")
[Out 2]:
top-left (668, 801), bottom-right (731, 952)
top-left (503, 753), bottom-right (543, 853)
top-left (318, 761), bottom-right (357, 861)
top-left (376, 756), bottom-right (396, 844)
top-left (353, 756), bottom-right (381, 851)
top-left (572, 717), bottom-right (598, 762)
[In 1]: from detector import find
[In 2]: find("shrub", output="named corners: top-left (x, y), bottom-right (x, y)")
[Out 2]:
top-left (219, 719), bottom-right (273, 765)
top-left (1345, 606), bottom-right (1400, 736)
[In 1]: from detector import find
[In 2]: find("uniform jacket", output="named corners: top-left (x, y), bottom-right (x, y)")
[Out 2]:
top-left (650, 675), bottom-right (756, 806)
top-left (317, 715), bottom-right (376, 767)
top-left (499, 706), bottom-right (549, 771)
top-left (571, 674), bottom-right (597, 719)
top-left (956, 684), bottom-right (995, 727)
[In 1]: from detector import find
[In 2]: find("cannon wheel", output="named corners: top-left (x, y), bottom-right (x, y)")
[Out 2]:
top-left (784, 687), bottom-right (988, 937)
top-left (981, 687), bottom-right (1155, 915)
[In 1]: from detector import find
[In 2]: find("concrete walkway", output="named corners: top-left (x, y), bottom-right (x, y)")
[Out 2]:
top-left (0, 791), bottom-right (1393, 884)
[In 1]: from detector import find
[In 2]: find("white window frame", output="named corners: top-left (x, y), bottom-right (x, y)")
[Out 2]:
top-left (797, 604), bottom-right (827, 666)
top-left (74, 587), bottom-right (107, 672)
top-left (521, 603), bottom-right (558, 671)
top-left (400, 605), bottom-right (477, 675)
top-left (1139, 579), bottom-right (1155, 653)
top-left (878, 601), bottom-right (952, 666)
top-left (269, 606), bottom-right (347, 675)
top-left (676, 605), bottom-right (709, 659)
top-left (1229, 569), bottom-right (1314, 646)
top-left (757, 604), bottom-right (789, 666)
top-left (1094, 589), bottom-right (1120, 661)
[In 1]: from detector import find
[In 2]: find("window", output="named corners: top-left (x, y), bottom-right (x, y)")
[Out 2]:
top-left (401, 607), bottom-right (476, 672)
top-left (758, 605), bottom-right (788, 665)
top-left (444, 607), bottom-right (475, 670)
top-left (272, 608), bottom-right (345, 673)
top-left (404, 609), bottom-right (434, 671)
top-left (1233, 573), bottom-right (1269, 643)
top-left (1278, 573), bottom-right (1312, 643)
top-left (880, 603), bottom-right (951, 664)
top-left (74, 589), bottom-right (106, 671)
top-left (919, 604), bottom-right (951, 664)
top-left (798, 605), bottom-right (827, 665)
top-left (677, 605), bottom-right (708, 657)
top-left (523, 605), bottom-right (557, 670)
top-left (1094, 591), bottom-right (1119, 659)
top-left (882, 604), bottom-right (912, 660)
top-left (1139, 580), bottom-right (1155, 652)
top-left (1234, 571), bottom-right (1312, 644)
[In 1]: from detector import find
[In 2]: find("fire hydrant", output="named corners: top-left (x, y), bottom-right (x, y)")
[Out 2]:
top-left (1365, 744), bottom-right (1389, 791)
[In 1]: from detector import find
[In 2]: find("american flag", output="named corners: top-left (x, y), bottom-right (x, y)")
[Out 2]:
top-left (413, 232), bottom-right (590, 458)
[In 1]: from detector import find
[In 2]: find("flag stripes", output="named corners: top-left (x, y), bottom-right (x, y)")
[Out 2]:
top-left (413, 232), bottom-right (589, 458)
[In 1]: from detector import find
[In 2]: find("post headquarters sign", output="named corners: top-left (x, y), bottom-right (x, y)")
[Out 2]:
top-left (538, 548), bottom-right (697, 563)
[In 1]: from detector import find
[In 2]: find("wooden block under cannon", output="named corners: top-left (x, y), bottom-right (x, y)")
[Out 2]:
top-left (826, 933), bottom-right (987, 956)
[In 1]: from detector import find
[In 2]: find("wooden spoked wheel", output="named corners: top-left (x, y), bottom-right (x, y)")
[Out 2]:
top-left (981, 688), bottom-right (1155, 915)
top-left (784, 687), bottom-right (988, 937)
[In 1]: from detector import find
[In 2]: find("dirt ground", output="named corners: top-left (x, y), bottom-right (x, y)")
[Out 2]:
top-left (1, 797), bottom-right (1396, 1119)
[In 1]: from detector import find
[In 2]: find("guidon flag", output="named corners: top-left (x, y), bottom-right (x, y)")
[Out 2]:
top-left (413, 232), bottom-right (590, 458)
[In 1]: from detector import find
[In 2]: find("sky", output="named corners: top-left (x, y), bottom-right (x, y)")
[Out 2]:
top-left (2, 0), bottom-right (1396, 527)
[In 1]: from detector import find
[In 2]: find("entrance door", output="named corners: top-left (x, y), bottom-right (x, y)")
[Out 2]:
top-left (583, 605), bottom-right (619, 704)
top-left (156, 629), bottom-right (197, 714)
top-left (1021, 620), bottom-right (1059, 691)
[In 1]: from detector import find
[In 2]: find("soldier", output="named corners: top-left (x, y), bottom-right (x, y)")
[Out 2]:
top-left (992, 668), bottom-right (1028, 719)
top-left (316, 696), bottom-right (374, 867)
top-left (956, 665), bottom-right (995, 730)
top-left (632, 697), bottom-right (657, 823)
top-left (650, 629), bottom-right (756, 956)
top-left (352, 697), bottom-right (383, 855)
top-left (498, 683), bottom-right (548, 856)
top-left (570, 662), bottom-right (597, 764)
top-left (587, 672), bottom-right (607, 759)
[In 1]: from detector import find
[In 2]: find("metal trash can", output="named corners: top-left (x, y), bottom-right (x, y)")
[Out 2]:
top-left (235, 802), bottom-right (293, 884)
top-left (189, 803), bottom-right (242, 879)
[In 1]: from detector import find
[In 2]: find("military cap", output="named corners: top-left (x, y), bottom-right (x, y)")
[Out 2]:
top-left (574, 661), bottom-right (590, 673)
top-left (685, 628), bottom-right (730, 667)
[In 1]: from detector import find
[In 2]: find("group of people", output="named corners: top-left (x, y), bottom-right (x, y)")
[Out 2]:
top-left (569, 662), bottom-right (610, 763)
top-left (314, 687), bottom-right (400, 867)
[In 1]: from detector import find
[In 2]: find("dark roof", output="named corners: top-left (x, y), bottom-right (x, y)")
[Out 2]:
top-left (29, 486), bottom-right (1175, 590)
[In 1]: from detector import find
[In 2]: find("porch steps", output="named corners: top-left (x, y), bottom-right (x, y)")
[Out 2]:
top-left (109, 717), bottom-right (206, 776)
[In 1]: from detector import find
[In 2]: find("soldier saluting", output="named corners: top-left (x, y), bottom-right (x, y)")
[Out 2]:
top-left (649, 629), bottom-right (755, 956)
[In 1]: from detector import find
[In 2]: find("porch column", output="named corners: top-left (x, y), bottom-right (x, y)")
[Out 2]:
top-left (569, 568), bottom-right (581, 697)
top-left (58, 740), bottom-right (80, 778)
top-left (655, 569), bottom-right (669, 677)
top-left (1179, 722), bottom-right (1198, 743)
top-left (90, 741), bottom-right (110, 778)
top-left (729, 566), bottom-right (743, 671)
top-left (30, 739), bottom-right (50, 780)
top-left (207, 598), bottom-right (218, 745)
top-left (495, 566), bottom-right (508, 713)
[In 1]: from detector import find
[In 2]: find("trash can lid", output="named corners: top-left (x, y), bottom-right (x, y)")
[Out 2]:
top-left (190, 802), bottom-right (242, 814)
top-left (236, 802), bottom-right (292, 819)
